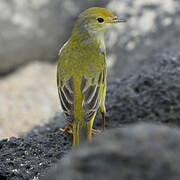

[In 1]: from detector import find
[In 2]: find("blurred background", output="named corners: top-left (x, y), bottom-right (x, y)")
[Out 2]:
top-left (0, 0), bottom-right (179, 138)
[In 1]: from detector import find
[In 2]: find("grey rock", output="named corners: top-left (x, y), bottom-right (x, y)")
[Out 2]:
top-left (106, 0), bottom-right (180, 79)
top-left (0, 50), bottom-right (180, 179)
top-left (42, 123), bottom-right (180, 180)
top-left (0, 114), bottom-right (72, 180)
top-left (0, 0), bottom-right (109, 74)
top-left (0, 61), bottom-right (59, 138)
top-left (103, 51), bottom-right (180, 128)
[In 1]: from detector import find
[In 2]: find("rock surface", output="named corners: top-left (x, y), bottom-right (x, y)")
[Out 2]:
top-left (106, 0), bottom-right (180, 79)
top-left (0, 115), bottom-right (72, 180)
top-left (0, 0), bottom-right (180, 179)
top-left (0, 50), bottom-right (180, 179)
top-left (103, 51), bottom-right (180, 128)
top-left (42, 124), bottom-right (180, 180)
top-left (0, 61), bottom-right (59, 138)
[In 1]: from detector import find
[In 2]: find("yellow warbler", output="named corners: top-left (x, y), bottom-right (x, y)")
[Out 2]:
top-left (57, 7), bottom-right (126, 147)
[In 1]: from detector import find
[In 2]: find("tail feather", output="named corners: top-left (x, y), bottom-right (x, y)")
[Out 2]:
top-left (73, 113), bottom-right (96, 147)
top-left (73, 122), bottom-right (89, 147)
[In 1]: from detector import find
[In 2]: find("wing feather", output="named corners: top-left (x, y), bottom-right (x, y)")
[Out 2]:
top-left (81, 73), bottom-right (103, 122)
top-left (58, 77), bottom-right (74, 121)
top-left (84, 85), bottom-right (97, 104)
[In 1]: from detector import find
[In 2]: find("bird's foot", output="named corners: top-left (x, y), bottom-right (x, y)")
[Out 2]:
top-left (92, 129), bottom-right (103, 135)
top-left (59, 124), bottom-right (73, 135)
top-left (60, 125), bottom-right (103, 136)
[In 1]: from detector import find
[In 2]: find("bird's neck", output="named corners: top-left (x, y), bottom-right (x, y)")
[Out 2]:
top-left (70, 24), bottom-right (105, 52)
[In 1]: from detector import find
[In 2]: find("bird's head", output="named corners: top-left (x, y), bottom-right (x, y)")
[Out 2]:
top-left (76, 7), bottom-right (127, 34)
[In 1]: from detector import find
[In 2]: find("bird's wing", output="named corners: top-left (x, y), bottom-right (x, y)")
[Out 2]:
top-left (81, 71), bottom-right (104, 122)
top-left (57, 76), bottom-right (74, 122)
top-left (57, 72), bottom-right (104, 123)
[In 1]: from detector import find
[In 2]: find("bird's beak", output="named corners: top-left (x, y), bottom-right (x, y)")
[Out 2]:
top-left (112, 17), bottom-right (127, 23)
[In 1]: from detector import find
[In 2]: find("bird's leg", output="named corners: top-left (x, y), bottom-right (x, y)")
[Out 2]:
top-left (101, 111), bottom-right (106, 130)
top-left (91, 110), bottom-right (106, 135)
top-left (87, 113), bottom-right (96, 140)
top-left (59, 124), bottom-right (73, 135)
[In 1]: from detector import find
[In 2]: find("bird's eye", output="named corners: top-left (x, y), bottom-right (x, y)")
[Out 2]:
top-left (97, 17), bottom-right (104, 23)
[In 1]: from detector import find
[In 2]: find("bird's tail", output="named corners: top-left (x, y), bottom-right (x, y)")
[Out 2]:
top-left (73, 118), bottom-right (94, 147)
top-left (73, 122), bottom-right (87, 146)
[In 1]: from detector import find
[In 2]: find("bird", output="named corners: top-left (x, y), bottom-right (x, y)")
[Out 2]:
top-left (57, 7), bottom-right (126, 147)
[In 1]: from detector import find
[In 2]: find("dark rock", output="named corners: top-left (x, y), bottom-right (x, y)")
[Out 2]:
top-left (0, 116), bottom-right (72, 180)
top-left (102, 51), bottom-right (180, 128)
top-left (42, 123), bottom-right (180, 180)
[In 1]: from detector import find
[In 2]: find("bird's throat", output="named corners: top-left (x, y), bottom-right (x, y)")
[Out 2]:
top-left (94, 33), bottom-right (106, 53)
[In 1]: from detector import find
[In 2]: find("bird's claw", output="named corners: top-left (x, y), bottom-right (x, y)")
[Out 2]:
top-left (60, 125), bottom-right (103, 136)
top-left (59, 124), bottom-right (73, 135)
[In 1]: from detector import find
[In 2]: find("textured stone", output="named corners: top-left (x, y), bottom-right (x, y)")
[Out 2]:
top-left (0, 115), bottom-right (72, 180)
top-left (42, 124), bottom-right (180, 180)
top-left (0, 50), bottom-right (180, 179)
top-left (106, 0), bottom-right (180, 79)
top-left (103, 51), bottom-right (180, 128)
